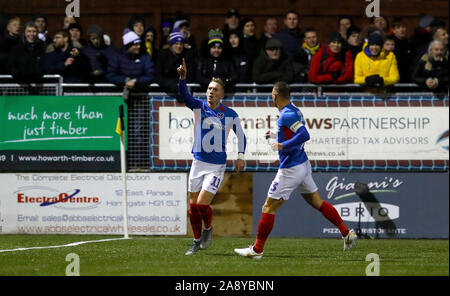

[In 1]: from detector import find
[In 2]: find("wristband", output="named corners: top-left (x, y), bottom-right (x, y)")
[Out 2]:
top-left (238, 153), bottom-right (245, 160)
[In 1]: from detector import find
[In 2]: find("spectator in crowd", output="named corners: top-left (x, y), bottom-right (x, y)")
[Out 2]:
top-left (173, 19), bottom-right (196, 50)
top-left (240, 18), bottom-right (261, 64)
top-left (43, 29), bottom-right (89, 83)
top-left (253, 37), bottom-right (294, 84)
top-left (412, 40), bottom-right (448, 93)
top-left (33, 14), bottom-right (51, 45)
top-left (390, 18), bottom-right (414, 82)
top-left (371, 16), bottom-right (389, 36)
top-left (106, 29), bottom-right (154, 89)
top-left (8, 22), bottom-right (46, 83)
top-left (260, 17), bottom-right (278, 46)
top-left (63, 16), bottom-right (76, 30)
top-left (411, 14), bottom-right (435, 62)
top-left (68, 22), bottom-right (88, 48)
top-left (159, 20), bottom-right (172, 50)
top-left (345, 25), bottom-right (362, 59)
top-left (223, 9), bottom-right (241, 41)
top-left (82, 25), bottom-right (117, 83)
top-left (338, 16), bottom-right (353, 40)
top-left (432, 26), bottom-right (449, 49)
top-left (291, 27), bottom-right (320, 82)
top-left (0, 16), bottom-right (21, 74)
top-left (144, 25), bottom-right (158, 62)
top-left (383, 36), bottom-right (395, 53)
top-left (127, 15), bottom-right (148, 56)
top-left (300, 27), bottom-right (321, 66)
top-left (225, 29), bottom-right (251, 83)
top-left (156, 31), bottom-right (196, 97)
top-left (273, 11), bottom-right (304, 57)
top-left (308, 32), bottom-right (354, 84)
top-left (196, 29), bottom-right (238, 91)
top-left (354, 33), bottom-right (400, 89)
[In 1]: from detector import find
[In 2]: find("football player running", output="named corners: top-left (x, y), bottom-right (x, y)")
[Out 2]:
top-left (234, 81), bottom-right (356, 259)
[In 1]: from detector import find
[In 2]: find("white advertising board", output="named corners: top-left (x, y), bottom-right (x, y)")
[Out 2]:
top-left (0, 173), bottom-right (187, 235)
top-left (158, 106), bottom-right (449, 161)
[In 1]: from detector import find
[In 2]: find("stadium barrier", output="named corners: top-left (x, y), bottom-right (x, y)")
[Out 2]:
top-left (1, 76), bottom-right (448, 172)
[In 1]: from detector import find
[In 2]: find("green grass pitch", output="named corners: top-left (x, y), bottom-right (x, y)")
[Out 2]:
top-left (0, 235), bottom-right (448, 276)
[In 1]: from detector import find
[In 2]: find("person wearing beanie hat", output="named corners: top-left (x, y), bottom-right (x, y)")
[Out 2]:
top-left (155, 27), bottom-right (195, 98)
top-left (345, 25), bottom-right (362, 59)
top-left (308, 31), bottom-right (354, 84)
top-left (174, 19), bottom-right (196, 50)
top-left (196, 28), bottom-right (238, 91)
top-left (160, 20), bottom-right (172, 50)
top-left (68, 22), bottom-right (88, 48)
top-left (222, 8), bottom-right (240, 42)
top-left (169, 31), bottom-right (185, 46)
top-left (354, 33), bottom-right (400, 89)
top-left (106, 28), bottom-right (154, 89)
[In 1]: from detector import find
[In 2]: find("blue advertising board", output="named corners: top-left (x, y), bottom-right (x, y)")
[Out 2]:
top-left (253, 172), bottom-right (449, 239)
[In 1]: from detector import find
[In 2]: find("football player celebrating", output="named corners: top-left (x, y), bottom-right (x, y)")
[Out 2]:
top-left (234, 81), bottom-right (356, 259)
top-left (177, 58), bottom-right (247, 255)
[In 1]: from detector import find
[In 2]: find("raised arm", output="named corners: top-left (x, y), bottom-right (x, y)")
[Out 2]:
top-left (177, 58), bottom-right (202, 110)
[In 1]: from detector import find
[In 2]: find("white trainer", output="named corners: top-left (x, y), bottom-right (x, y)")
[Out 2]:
top-left (343, 229), bottom-right (357, 251)
top-left (234, 245), bottom-right (263, 259)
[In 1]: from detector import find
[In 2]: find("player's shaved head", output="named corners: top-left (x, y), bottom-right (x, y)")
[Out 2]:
top-left (273, 81), bottom-right (290, 100)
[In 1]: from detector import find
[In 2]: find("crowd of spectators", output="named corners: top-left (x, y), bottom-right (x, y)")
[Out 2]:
top-left (0, 9), bottom-right (448, 94)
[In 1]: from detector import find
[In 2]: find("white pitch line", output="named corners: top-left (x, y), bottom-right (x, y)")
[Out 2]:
top-left (0, 237), bottom-right (131, 253)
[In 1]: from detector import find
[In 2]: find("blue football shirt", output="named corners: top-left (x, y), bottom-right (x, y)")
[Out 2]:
top-left (178, 79), bottom-right (246, 164)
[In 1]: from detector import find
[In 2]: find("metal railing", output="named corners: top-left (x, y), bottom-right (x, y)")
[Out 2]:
top-left (3, 75), bottom-right (445, 97)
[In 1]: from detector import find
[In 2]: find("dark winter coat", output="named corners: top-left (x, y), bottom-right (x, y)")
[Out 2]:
top-left (273, 28), bottom-right (304, 57)
top-left (412, 53), bottom-right (449, 93)
top-left (106, 47), bottom-right (154, 87)
top-left (8, 37), bottom-right (46, 83)
top-left (156, 47), bottom-right (196, 93)
top-left (252, 48), bottom-right (294, 84)
top-left (196, 55), bottom-right (238, 91)
top-left (43, 45), bottom-right (89, 83)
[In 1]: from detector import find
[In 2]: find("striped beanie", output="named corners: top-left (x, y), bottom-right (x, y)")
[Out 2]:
top-left (208, 28), bottom-right (224, 47)
top-left (169, 31), bottom-right (185, 46)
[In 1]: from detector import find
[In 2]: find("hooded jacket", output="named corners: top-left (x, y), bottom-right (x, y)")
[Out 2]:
top-left (82, 25), bottom-right (117, 82)
top-left (308, 44), bottom-right (354, 84)
top-left (354, 43), bottom-right (400, 86)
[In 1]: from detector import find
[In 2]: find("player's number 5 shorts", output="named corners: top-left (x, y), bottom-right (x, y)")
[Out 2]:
top-left (188, 159), bottom-right (226, 195)
top-left (268, 160), bottom-right (318, 200)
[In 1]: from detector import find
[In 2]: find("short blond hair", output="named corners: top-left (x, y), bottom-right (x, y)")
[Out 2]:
top-left (210, 77), bottom-right (226, 91)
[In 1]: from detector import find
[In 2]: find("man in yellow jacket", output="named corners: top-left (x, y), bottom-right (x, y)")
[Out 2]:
top-left (354, 33), bottom-right (400, 89)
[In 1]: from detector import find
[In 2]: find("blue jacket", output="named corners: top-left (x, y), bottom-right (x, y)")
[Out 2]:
top-left (273, 28), bottom-right (305, 57)
top-left (106, 47), bottom-right (154, 86)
